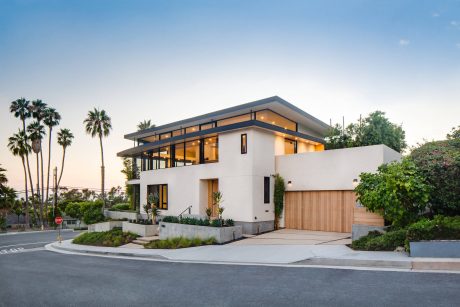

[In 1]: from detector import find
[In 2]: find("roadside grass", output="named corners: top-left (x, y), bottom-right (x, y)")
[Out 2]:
top-left (144, 237), bottom-right (216, 249)
top-left (73, 229), bottom-right (138, 247)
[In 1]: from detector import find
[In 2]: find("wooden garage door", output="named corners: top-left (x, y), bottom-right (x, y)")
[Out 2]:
top-left (285, 191), bottom-right (355, 233)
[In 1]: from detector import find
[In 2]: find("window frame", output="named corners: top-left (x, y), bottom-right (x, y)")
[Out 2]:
top-left (241, 134), bottom-right (247, 154)
top-left (264, 177), bottom-right (270, 204)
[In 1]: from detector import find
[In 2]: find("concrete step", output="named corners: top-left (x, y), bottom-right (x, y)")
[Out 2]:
top-left (136, 236), bottom-right (159, 243)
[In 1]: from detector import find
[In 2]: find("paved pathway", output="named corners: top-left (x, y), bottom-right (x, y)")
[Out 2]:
top-left (232, 229), bottom-right (352, 245)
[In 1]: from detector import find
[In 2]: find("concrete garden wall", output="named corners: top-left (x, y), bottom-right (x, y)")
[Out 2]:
top-left (88, 221), bottom-right (123, 233)
top-left (410, 241), bottom-right (460, 258)
top-left (159, 222), bottom-right (242, 244)
top-left (122, 222), bottom-right (159, 237)
top-left (104, 210), bottom-right (138, 220)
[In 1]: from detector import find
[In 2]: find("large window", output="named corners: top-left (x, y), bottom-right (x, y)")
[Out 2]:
top-left (159, 146), bottom-right (171, 168)
top-left (217, 113), bottom-right (252, 127)
top-left (256, 110), bottom-right (296, 131)
top-left (185, 126), bottom-right (199, 134)
top-left (185, 140), bottom-right (200, 165)
top-left (203, 137), bottom-right (218, 163)
top-left (284, 139), bottom-right (297, 155)
top-left (264, 177), bottom-right (270, 204)
top-left (174, 142), bottom-right (185, 167)
top-left (241, 134), bottom-right (247, 154)
top-left (147, 184), bottom-right (168, 210)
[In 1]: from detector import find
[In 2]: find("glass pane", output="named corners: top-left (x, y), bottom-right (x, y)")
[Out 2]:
top-left (151, 149), bottom-right (159, 170)
top-left (159, 146), bottom-right (171, 168)
top-left (185, 140), bottom-right (200, 165)
top-left (256, 110), bottom-right (296, 131)
top-left (217, 113), bottom-right (251, 127)
top-left (160, 132), bottom-right (171, 140)
top-left (203, 137), bottom-right (218, 163)
top-left (200, 122), bottom-right (215, 130)
top-left (174, 143), bottom-right (185, 167)
top-left (185, 126), bottom-right (199, 134)
top-left (141, 135), bottom-right (159, 143)
top-left (172, 129), bottom-right (182, 137)
top-left (241, 134), bottom-right (247, 154)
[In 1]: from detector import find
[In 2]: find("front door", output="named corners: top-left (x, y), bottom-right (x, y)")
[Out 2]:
top-left (207, 179), bottom-right (219, 218)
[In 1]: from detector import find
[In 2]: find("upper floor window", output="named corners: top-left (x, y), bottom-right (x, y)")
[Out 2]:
top-left (241, 134), bottom-right (247, 154)
top-left (217, 113), bottom-right (252, 127)
top-left (185, 126), bottom-right (199, 134)
top-left (256, 110), bottom-right (296, 131)
top-left (202, 137), bottom-right (218, 163)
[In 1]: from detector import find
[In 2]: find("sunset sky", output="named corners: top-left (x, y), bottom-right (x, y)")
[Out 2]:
top-left (1, 0), bottom-right (459, 196)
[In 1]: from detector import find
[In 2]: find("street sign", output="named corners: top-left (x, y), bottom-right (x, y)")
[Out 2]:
top-left (55, 216), bottom-right (63, 225)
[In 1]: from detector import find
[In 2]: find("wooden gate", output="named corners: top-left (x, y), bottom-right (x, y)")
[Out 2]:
top-left (284, 191), bottom-right (383, 233)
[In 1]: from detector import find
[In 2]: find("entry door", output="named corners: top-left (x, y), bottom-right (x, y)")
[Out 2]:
top-left (207, 179), bottom-right (219, 218)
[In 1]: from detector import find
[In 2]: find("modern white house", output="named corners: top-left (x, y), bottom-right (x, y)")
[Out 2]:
top-left (118, 96), bottom-right (401, 234)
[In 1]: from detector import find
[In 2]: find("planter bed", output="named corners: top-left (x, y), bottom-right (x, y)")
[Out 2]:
top-left (122, 222), bottom-right (159, 237)
top-left (159, 222), bottom-right (243, 244)
top-left (104, 210), bottom-right (138, 221)
top-left (88, 221), bottom-right (123, 233)
top-left (410, 241), bottom-right (460, 258)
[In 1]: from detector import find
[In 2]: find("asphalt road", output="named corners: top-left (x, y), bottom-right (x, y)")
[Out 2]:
top-left (0, 231), bottom-right (459, 307)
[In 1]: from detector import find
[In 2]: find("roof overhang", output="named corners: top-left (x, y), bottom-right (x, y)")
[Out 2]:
top-left (124, 96), bottom-right (330, 141)
top-left (117, 120), bottom-right (325, 158)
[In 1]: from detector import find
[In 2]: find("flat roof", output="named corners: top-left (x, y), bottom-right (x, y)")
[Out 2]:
top-left (124, 96), bottom-right (330, 141)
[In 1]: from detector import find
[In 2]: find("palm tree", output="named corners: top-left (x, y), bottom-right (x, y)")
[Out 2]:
top-left (43, 107), bottom-right (61, 208)
top-left (56, 128), bottom-right (74, 188)
top-left (27, 121), bottom-right (46, 227)
top-left (84, 108), bottom-right (112, 210)
top-left (31, 100), bottom-right (48, 210)
top-left (9, 98), bottom-right (35, 207)
top-left (8, 130), bottom-right (35, 226)
top-left (0, 165), bottom-right (7, 186)
top-left (137, 120), bottom-right (154, 131)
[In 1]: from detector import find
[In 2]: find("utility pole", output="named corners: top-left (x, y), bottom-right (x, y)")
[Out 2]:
top-left (53, 167), bottom-right (58, 217)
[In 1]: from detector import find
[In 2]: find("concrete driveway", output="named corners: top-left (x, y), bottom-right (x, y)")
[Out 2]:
top-left (231, 229), bottom-right (351, 245)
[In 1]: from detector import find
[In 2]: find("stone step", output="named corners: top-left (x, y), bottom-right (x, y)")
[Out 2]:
top-left (132, 240), bottom-right (147, 245)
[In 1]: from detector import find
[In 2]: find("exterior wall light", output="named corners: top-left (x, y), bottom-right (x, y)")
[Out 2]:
top-left (287, 181), bottom-right (292, 188)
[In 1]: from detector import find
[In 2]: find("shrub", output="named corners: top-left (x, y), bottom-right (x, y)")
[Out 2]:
top-left (80, 201), bottom-right (105, 225)
top-left (224, 219), bottom-right (234, 226)
top-left (273, 174), bottom-right (285, 230)
top-left (352, 229), bottom-right (407, 251)
top-left (110, 203), bottom-right (131, 211)
top-left (410, 138), bottom-right (460, 216)
top-left (162, 216), bottom-right (179, 223)
top-left (65, 202), bottom-right (82, 220)
top-left (73, 229), bottom-right (138, 247)
top-left (0, 216), bottom-right (6, 231)
top-left (144, 236), bottom-right (216, 249)
top-left (355, 158), bottom-right (431, 227)
top-left (405, 215), bottom-right (460, 251)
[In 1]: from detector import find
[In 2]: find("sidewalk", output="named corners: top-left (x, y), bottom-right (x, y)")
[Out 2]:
top-left (46, 239), bottom-right (460, 272)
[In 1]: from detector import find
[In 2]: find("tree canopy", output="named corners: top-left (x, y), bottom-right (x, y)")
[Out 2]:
top-left (325, 111), bottom-right (406, 152)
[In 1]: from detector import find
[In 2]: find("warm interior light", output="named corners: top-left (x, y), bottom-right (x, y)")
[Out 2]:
top-left (261, 116), bottom-right (264, 120)
top-left (272, 121), bottom-right (275, 124)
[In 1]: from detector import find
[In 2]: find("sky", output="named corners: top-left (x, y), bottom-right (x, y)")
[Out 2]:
top-left (1, 0), bottom-right (459, 195)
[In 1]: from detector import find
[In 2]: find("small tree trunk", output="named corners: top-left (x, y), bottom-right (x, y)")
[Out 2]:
top-left (45, 127), bottom-right (52, 206)
top-left (36, 152), bottom-right (44, 228)
top-left (40, 143), bottom-right (46, 227)
top-left (99, 135), bottom-right (105, 212)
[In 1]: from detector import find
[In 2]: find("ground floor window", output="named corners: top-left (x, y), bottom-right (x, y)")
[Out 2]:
top-left (147, 184), bottom-right (168, 209)
top-left (264, 177), bottom-right (270, 204)
top-left (133, 184), bottom-right (140, 211)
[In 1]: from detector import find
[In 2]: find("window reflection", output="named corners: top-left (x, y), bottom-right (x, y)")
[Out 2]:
top-left (256, 110), bottom-right (296, 131)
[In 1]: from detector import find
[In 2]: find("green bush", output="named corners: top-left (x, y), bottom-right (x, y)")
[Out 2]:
top-left (162, 216), bottom-right (179, 223)
top-left (0, 216), bottom-right (6, 231)
top-left (224, 219), bottom-right (234, 226)
top-left (80, 200), bottom-right (105, 225)
top-left (144, 236), bottom-right (216, 249)
top-left (405, 215), bottom-right (460, 250)
top-left (73, 229), bottom-right (138, 247)
top-left (352, 229), bottom-right (407, 251)
top-left (110, 203), bottom-right (132, 211)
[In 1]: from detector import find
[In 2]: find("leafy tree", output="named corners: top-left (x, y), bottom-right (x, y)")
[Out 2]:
top-left (273, 174), bottom-right (285, 230)
top-left (410, 135), bottom-right (460, 216)
top-left (43, 107), bottom-right (61, 207)
top-left (355, 158), bottom-right (431, 227)
top-left (0, 166), bottom-right (16, 225)
top-left (84, 108), bottom-right (112, 210)
top-left (65, 202), bottom-right (83, 227)
top-left (325, 111), bottom-right (406, 152)
top-left (8, 130), bottom-right (36, 225)
top-left (56, 128), bottom-right (74, 188)
top-left (27, 120), bottom-right (46, 227)
top-left (447, 125), bottom-right (460, 140)
top-left (31, 99), bottom-right (48, 214)
top-left (10, 98), bottom-right (35, 217)
top-left (137, 120), bottom-right (154, 131)
top-left (121, 158), bottom-right (134, 209)
top-left (11, 200), bottom-right (25, 224)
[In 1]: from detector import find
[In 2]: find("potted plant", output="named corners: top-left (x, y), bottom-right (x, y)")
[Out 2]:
top-left (147, 192), bottom-right (161, 224)
top-left (213, 191), bottom-right (224, 226)
top-left (205, 208), bottom-right (212, 221)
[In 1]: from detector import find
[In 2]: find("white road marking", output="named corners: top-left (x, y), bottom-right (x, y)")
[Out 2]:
top-left (0, 247), bottom-right (45, 255)
top-left (0, 241), bottom-right (52, 249)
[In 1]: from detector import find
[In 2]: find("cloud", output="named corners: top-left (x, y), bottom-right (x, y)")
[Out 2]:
top-left (451, 20), bottom-right (460, 27)
top-left (399, 39), bottom-right (410, 46)
top-left (456, 43), bottom-right (460, 49)
top-left (432, 12), bottom-right (440, 18)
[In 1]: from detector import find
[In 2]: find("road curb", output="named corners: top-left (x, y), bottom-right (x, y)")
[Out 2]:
top-left (46, 241), bottom-right (460, 272)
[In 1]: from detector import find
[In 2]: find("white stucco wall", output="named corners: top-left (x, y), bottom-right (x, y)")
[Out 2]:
top-left (275, 144), bottom-right (401, 191)
top-left (138, 128), bottom-right (276, 223)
